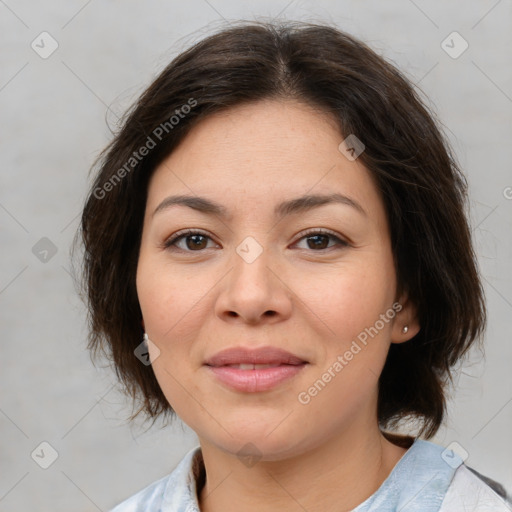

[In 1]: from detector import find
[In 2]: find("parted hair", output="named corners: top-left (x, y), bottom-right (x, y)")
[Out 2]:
top-left (74, 21), bottom-right (486, 438)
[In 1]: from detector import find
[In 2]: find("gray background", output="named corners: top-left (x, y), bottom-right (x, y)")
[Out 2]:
top-left (1, 1), bottom-right (511, 510)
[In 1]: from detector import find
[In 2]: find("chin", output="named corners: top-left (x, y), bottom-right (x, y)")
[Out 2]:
top-left (203, 422), bottom-right (310, 463)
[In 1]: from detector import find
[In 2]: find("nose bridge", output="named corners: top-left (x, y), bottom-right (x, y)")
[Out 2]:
top-left (230, 234), bottom-right (274, 295)
top-left (215, 234), bottom-right (291, 322)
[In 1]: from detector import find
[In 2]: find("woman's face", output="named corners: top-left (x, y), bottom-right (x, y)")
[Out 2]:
top-left (136, 99), bottom-right (414, 460)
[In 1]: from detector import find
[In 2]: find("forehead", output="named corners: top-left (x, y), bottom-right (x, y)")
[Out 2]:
top-left (146, 99), bottom-right (385, 223)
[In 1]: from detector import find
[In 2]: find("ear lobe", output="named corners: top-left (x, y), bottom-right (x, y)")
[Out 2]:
top-left (391, 294), bottom-right (420, 344)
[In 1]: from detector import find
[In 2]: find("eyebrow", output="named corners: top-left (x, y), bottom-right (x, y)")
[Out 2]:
top-left (152, 192), bottom-right (367, 220)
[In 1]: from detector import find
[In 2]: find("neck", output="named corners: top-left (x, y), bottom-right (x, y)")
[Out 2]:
top-left (198, 428), bottom-right (412, 512)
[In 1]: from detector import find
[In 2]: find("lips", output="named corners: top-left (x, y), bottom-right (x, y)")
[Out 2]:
top-left (204, 346), bottom-right (307, 367)
top-left (204, 346), bottom-right (308, 392)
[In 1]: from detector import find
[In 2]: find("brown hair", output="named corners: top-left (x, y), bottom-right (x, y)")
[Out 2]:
top-left (74, 21), bottom-right (486, 438)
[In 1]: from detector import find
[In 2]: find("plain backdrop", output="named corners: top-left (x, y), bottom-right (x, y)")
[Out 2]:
top-left (1, 1), bottom-right (511, 510)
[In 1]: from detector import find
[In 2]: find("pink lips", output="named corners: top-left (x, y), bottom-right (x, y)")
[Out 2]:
top-left (204, 346), bottom-right (308, 393)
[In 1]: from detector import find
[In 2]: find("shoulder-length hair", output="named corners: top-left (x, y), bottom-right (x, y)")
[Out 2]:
top-left (75, 21), bottom-right (486, 438)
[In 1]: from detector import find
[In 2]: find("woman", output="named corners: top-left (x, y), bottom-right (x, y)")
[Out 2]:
top-left (76, 21), bottom-right (511, 511)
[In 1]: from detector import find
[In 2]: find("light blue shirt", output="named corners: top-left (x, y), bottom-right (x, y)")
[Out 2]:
top-left (110, 438), bottom-right (511, 511)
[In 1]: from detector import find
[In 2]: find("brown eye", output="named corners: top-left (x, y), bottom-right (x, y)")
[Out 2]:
top-left (183, 234), bottom-right (209, 250)
top-left (164, 230), bottom-right (215, 251)
top-left (305, 234), bottom-right (330, 250)
top-left (294, 229), bottom-right (349, 251)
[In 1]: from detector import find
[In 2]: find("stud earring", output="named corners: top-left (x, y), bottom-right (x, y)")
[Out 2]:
top-left (402, 325), bottom-right (409, 334)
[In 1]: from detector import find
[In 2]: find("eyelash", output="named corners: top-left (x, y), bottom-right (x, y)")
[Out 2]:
top-left (162, 228), bottom-right (349, 253)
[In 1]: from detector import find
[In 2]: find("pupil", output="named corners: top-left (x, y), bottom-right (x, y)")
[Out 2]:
top-left (308, 235), bottom-right (328, 250)
top-left (188, 235), bottom-right (206, 250)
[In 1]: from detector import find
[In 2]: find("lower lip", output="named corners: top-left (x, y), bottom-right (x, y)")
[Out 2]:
top-left (206, 364), bottom-right (307, 392)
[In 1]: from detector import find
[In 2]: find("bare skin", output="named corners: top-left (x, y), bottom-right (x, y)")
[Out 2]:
top-left (136, 99), bottom-right (420, 512)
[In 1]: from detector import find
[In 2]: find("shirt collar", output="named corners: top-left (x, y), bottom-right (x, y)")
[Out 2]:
top-left (160, 438), bottom-right (463, 512)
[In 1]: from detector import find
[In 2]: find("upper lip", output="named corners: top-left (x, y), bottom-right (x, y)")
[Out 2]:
top-left (204, 346), bottom-right (307, 367)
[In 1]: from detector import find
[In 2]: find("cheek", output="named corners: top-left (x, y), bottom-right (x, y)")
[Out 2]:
top-left (136, 254), bottom-right (211, 400)
top-left (290, 255), bottom-right (396, 346)
top-left (136, 251), bottom-right (203, 335)
top-left (291, 264), bottom-right (396, 433)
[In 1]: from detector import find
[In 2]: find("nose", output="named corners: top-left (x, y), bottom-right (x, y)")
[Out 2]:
top-left (214, 243), bottom-right (293, 325)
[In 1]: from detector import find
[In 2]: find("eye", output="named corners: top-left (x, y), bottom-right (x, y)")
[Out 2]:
top-left (293, 229), bottom-right (349, 251)
top-left (162, 228), bottom-right (349, 253)
top-left (163, 229), bottom-right (217, 252)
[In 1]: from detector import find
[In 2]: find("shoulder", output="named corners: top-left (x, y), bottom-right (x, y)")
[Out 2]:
top-left (108, 446), bottom-right (203, 512)
top-left (440, 464), bottom-right (512, 512)
top-left (109, 473), bottom-right (170, 512)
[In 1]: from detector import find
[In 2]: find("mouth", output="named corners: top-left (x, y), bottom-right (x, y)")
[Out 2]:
top-left (204, 346), bottom-right (307, 367)
top-left (222, 363), bottom-right (291, 370)
top-left (204, 346), bottom-right (308, 392)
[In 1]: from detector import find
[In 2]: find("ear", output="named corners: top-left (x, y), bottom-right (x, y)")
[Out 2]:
top-left (141, 318), bottom-right (145, 331)
top-left (391, 293), bottom-right (420, 344)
